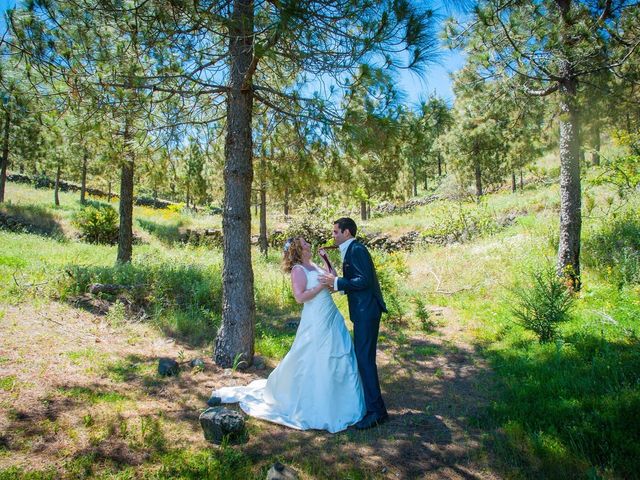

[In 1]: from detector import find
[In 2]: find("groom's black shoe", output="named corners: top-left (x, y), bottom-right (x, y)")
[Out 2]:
top-left (354, 411), bottom-right (389, 430)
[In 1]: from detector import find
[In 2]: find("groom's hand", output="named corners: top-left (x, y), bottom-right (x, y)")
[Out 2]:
top-left (319, 273), bottom-right (336, 287)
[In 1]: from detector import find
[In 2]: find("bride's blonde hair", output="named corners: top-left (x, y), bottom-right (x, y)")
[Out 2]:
top-left (281, 237), bottom-right (304, 273)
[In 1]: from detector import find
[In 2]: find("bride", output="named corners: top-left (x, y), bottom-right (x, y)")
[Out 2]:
top-left (213, 237), bottom-right (366, 433)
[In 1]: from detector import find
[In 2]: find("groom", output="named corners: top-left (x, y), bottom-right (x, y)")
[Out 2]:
top-left (319, 217), bottom-right (388, 429)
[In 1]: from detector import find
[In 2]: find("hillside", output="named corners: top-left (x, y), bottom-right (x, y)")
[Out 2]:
top-left (0, 164), bottom-right (639, 479)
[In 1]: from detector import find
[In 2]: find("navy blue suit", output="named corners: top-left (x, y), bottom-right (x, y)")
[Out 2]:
top-left (336, 241), bottom-right (387, 417)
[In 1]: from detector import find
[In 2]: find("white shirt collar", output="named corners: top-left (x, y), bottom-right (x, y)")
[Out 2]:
top-left (339, 238), bottom-right (355, 261)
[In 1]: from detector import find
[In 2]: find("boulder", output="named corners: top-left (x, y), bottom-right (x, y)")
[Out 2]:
top-left (190, 358), bottom-right (205, 369)
top-left (266, 462), bottom-right (299, 480)
top-left (284, 320), bottom-right (299, 330)
top-left (206, 395), bottom-right (222, 407)
top-left (252, 356), bottom-right (266, 370)
top-left (158, 357), bottom-right (180, 376)
top-left (199, 407), bottom-right (245, 444)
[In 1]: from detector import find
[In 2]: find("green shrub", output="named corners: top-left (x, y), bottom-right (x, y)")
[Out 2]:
top-left (0, 203), bottom-right (65, 239)
top-left (584, 209), bottom-right (640, 286)
top-left (273, 217), bottom-right (332, 248)
top-left (60, 260), bottom-right (222, 346)
top-left (422, 201), bottom-right (500, 243)
top-left (413, 296), bottom-right (437, 332)
top-left (73, 202), bottom-right (119, 244)
top-left (510, 264), bottom-right (574, 343)
top-left (373, 251), bottom-right (410, 324)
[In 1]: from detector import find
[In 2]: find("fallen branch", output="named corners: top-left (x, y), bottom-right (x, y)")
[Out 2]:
top-left (12, 272), bottom-right (49, 289)
top-left (427, 270), bottom-right (477, 295)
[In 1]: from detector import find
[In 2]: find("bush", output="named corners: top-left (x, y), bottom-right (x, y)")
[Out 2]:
top-left (372, 251), bottom-right (410, 324)
top-left (413, 296), bottom-right (437, 332)
top-left (73, 202), bottom-right (119, 244)
top-left (60, 260), bottom-right (222, 346)
top-left (583, 208), bottom-right (640, 286)
top-left (510, 264), bottom-right (574, 343)
top-left (0, 203), bottom-right (65, 239)
top-left (272, 217), bottom-right (331, 248)
top-left (421, 201), bottom-right (500, 244)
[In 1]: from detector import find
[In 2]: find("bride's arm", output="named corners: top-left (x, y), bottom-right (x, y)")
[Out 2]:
top-left (291, 266), bottom-right (325, 304)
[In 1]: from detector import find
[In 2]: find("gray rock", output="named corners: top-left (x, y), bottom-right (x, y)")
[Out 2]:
top-left (266, 462), bottom-right (299, 480)
top-left (206, 395), bottom-right (222, 407)
top-left (199, 407), bottom-right (245, 444)
top-left (158, 357), bottom-right (180, 376)
top-left (253, 356), bottom-right (266, 370)
top-left (190, 358), bottom-right (205, 369)
top-left (284, 320), bottom-right (299, 330)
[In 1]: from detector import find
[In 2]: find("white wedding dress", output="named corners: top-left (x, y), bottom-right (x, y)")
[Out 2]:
top-left (214, 264), bottom-right (366, 433)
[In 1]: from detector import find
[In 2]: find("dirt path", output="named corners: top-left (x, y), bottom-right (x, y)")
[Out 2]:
top-left (0, 301), bottom-right (499, 479)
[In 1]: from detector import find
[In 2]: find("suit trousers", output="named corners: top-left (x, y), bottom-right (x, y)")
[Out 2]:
top-left (352, 310), bottom-right (387, 416)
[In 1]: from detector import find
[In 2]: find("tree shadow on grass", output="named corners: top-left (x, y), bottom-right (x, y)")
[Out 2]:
top-left (137, 218), bottom-right (183, 245)
top-left (0, 203), bottom-right (65, 239)
top-left (1, 354), bottom-right (214, 470)
top-left (225, 327), bottom-right (496, 479)
top-left (474, 332), bottom-right (640, 479)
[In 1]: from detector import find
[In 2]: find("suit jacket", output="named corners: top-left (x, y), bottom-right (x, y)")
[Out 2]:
top-left (336, 240), bottom-right (387, 321)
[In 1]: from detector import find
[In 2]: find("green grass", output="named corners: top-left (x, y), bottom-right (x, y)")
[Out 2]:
top-left (103, 355), bottom-right (156, 383)
top-left (0, 445), bottom-right (254, 480)
top-left (412, 345), bottom-right (441, 357)
top-left (65, 348), bottom-right (108, 366)
top-left (0, 375), bottom-right (17, 391)
top-left (57, 385), bottom-right (129, 404)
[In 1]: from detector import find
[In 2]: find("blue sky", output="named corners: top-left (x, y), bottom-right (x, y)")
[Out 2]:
top-left (0, 0), bottom-right (465, 105)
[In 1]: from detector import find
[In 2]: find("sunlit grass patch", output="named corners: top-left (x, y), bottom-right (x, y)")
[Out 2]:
top-left (412, 345), bottom-right (441, 357)
top-left (153, 446), bottom-right (252, 480)
top-left (0, 466), bottom-right (58, 480)
top-left (65, 347), bottom-right (108, 367)
top-left (255, 321), bottom-right (296, 361)
top-left (0, 375), bottom-right (17, 392)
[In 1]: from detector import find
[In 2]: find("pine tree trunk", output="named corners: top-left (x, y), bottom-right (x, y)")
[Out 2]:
top-left (80, 149), bottom-right (88, 204)
top-left (413, 176), bottom-right (417, 197)
top-left (284, 186), bottom-right (289, 218)
top-left (186, 181), bottom-right (190, 209)
top-left (215, 0), bottom-right (256, 369)
top-left (437, 154), bottom-right (442, 177)
top-left (258, 154), bottom-right (268, 256)
top-left (117, 120), bottom-right (135, 263)
top-left (107, 181), bottom-right (112, 203)
top-left (360, 200), bottom-right (367, 221)
top-left (0, 108), bottom-right (9, 203)
top-left (54, 162), bottom-right (61, 207)
top-left (511, 171), bottom-right (516, 193)
top-left (520, 168), bottom-right (524, 190)
top-left (474, 158), bottom-right (483, 197)
top-left (557, 75), bottom-right (582, 290)
top-left (259, 186), bottom-right (267, 255)
top-left (367, 202), bottom-right (371, 220)
top-left (591, 122), bottom-right (600, 166)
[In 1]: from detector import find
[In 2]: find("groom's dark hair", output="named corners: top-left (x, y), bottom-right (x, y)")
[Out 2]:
top-left (334, 217), bottom-right (357, 237)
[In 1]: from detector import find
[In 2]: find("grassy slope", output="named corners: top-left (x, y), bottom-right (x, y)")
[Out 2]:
top-left (1, 168), bottom-right (639, 478)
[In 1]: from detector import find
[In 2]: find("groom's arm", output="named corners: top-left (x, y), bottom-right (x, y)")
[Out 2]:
top-left (336, 247), bottom-right (373, 293)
